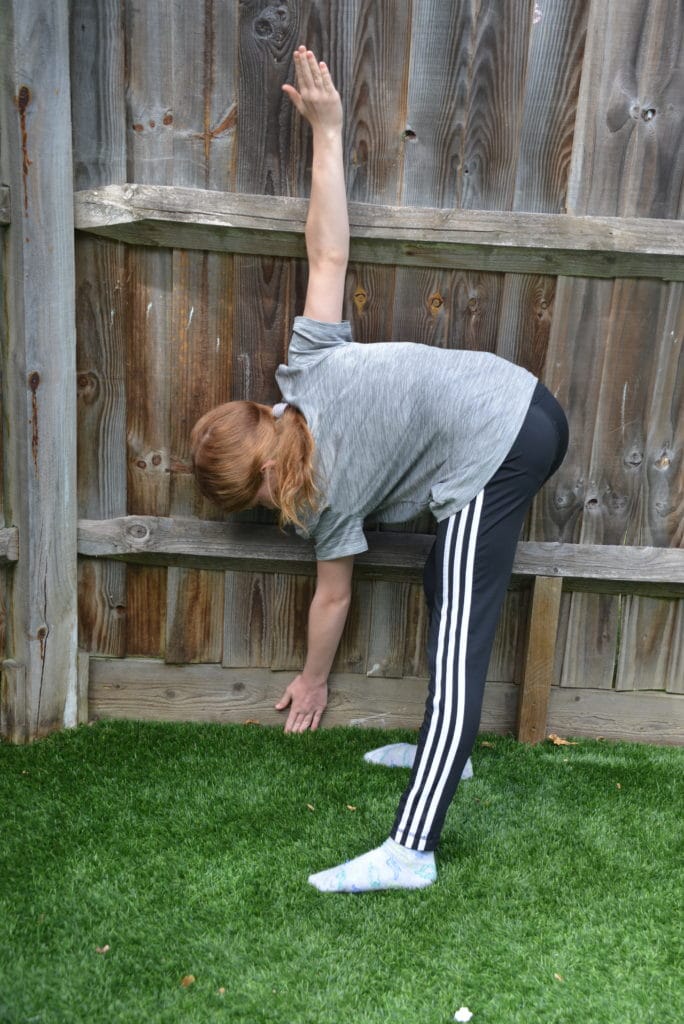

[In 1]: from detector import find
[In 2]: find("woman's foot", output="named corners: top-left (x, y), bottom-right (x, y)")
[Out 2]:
top-left (364, 743), bottom-right (473, 780)
top-left (308, 838), bottom-right (436, 893)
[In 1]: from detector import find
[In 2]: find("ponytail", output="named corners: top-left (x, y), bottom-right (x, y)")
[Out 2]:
top-left (274, 406), bottom-right (319, 530)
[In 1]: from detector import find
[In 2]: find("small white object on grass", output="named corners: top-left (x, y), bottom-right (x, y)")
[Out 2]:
top-left (454, 1009), bottom-right (473, 1023)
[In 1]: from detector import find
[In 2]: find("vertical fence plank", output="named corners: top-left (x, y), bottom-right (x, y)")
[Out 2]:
top-left (71, 0), bottom-right (128, 658)
top-left (0, 0), bottom-right (78, 738)
top-left (123, 0), bottom-right (176, 657)
top-left (345, 0), bottom-right (412, 679)
top-left (165, 0), bottom-right (237, 664)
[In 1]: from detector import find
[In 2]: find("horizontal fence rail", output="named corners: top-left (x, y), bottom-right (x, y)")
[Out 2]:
top-left (77, 517), bottom-right (684, 597)
top-left (74, 185), bottom-right (684, 281)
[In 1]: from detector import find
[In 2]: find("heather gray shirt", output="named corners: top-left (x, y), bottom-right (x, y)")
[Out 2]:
top-left (275, 317), bottom-right (538, 560)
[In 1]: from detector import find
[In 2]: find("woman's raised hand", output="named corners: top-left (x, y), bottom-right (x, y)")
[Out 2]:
top-left (282, 46), bottom-right (343, 133)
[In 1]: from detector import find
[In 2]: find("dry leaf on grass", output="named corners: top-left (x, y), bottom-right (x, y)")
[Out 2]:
top-left (218, 987), bottom-right (226, 997)
top-left (95, 945), bottom-right (110, 955)
top-left (554, 973), bottom-right (564, 982)
top-left (243, 719), bottom-right (260, 725)
top-left (548, 733), bottom-right (577, 746)
top-left (180, 975), bottom-right (196, 988)
top-left (306, 803), bottom-right (315, 812)
top-left (480, 741), bottom-right (495, 748)
top-left (346, 805), bottom-right (357, 811)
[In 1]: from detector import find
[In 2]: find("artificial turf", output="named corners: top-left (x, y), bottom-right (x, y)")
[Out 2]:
top-left (1, 719), bottom-right (682, 1024)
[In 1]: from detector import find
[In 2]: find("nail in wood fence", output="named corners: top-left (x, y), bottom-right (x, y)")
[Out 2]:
top-left (1, 0), bottom-right (683, 744)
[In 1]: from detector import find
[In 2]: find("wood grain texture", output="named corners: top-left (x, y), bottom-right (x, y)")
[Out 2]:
top-left (71, 0), bottom-right (128, 657)
top-left (123, 0), bottom-right (176, 657)
top-left (1, 0), bottom-right (79, 738)
top-left (514, 0), bottom-right (588, 215)
top-left (77, 517), bottom-right (684, 587)
top-left (556, 0), bottom-right (684, 696)
top-left (516, 575), bottom-right (563, 743)
top-left (568, 0), bottom-right (684, 219)
top-left (88, 657), bottom-right (521, 735)
top-left (75, 238), bottom-right (128, 655)
top-left (546, 685), bottom-right (684, 745)
top-left (70, 0), bottom-right (126, 189)
top-left (457, 0), bottom-right (532, 211)
top-left (165, 250), bottom-right (231, 662)
top-left (75, 185), bottom-right (684, 280)
top-left (616, 594), bottom-right (684, 695)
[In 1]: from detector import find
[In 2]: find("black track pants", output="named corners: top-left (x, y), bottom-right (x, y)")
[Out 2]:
top-left (391, 382), bottom-right (569, 851)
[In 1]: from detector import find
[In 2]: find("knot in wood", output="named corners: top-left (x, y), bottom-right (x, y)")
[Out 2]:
top-left (654, 453), bottom-right (671, 470)
top-left (641, 108), bottom-right (657, 122)
top-left (253, 3), bottom-right (291, 45)
top-left (429, 292), bottom-right (444, 315)
top-left (353, 287), bottom-right (368, 314)
top-left (126, 522), bottom-right (150, 542)
top-left (624, 450), bottom-right (643, 467)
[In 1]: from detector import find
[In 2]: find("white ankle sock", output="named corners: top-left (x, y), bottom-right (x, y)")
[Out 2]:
top-left (308, 838), bottom-right (436, 893)
top-left (364, 742), bottom-right (473, 780)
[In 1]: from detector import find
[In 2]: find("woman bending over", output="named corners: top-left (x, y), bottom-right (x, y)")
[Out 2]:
top-left (191, 47), bottom-right (569, 893)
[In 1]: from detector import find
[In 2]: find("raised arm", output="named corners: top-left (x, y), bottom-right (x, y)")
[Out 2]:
top-left (283, 47), bottom-right (349, 323)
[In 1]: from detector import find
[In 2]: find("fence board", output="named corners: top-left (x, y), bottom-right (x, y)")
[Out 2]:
top-left (123, 0), bottom-right (176, 657)
top-left (75, 239), bottom-right (128, 654)
top-left (165, 3), bottom-right (237, 664)
top-left (71, 0), bottom-right (128, 657)
top-left (568, 0), bottom-right (684, 219)
top-left (0, 0), bottom-right (79, 737)
top-left (497, 0), bottom-right (587, 379)
top-left (347, 0), bottom-right (412, 678)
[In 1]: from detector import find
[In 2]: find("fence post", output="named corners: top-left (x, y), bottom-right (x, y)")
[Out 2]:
top-left (0, 0), bottom-right (79, 740)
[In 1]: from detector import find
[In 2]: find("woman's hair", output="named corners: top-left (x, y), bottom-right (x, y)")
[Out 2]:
top-left (190, 401), bottom-right (319, 530)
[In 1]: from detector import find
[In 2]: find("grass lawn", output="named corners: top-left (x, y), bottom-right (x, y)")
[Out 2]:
top-left (1, 719), bottom-right (682, 1024)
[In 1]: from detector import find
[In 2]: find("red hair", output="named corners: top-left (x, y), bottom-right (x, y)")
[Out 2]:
top-left (190, 401), bottom-right (319, 531)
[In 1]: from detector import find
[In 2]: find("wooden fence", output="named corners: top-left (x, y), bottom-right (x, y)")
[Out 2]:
top-left (1, 0), bottom-right (682, 744)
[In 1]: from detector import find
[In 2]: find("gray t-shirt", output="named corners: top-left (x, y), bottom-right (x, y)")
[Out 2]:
top-left (275, 317), bottom-right (538, 560)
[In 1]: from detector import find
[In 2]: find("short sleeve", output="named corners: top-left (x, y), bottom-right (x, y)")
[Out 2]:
top-left (312, 509), bottom-right (368, 561)
top-left (288, 317), bottom-right (353, 364)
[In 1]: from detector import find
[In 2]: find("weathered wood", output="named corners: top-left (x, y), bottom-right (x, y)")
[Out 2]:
top-left (0, 0), bottom-right (79, 739)
top-left (557, 0), bottom-right (684, 695)
top-left (77, 649), bottom-right (90, 725)
top-left (0, 185), bottom-right (10, 225)
top-left (514, 0), bottom-right (588, 215)
top-left (87, 655), bottom-right (684, 745)
top-left (0, 529), bottom-right (19, 564)
top-left (77, 517), bottom-right (684, 587)
top-left (123, 0), bottom-right (175, 658)
top-left (516, 576), bottom-right (564, 743)
top-left (88, 657), bottom-right (519, 734)
top-left (0, 660), bottom-right (27, 744)
top-left (546, 686), bottom-right (684, 746)
top-left (616, 593), bottom-right (684, 695)
top-left (74, 184), bottom-right (684, 282)
top-left (567, 0), bottom-right (684, 219)
top-left (164, 1), bottom-right (237, 666)
top-left (459, 0), bottom-right (533, 211)
top-left (71, 0), bottom-right (128, 657)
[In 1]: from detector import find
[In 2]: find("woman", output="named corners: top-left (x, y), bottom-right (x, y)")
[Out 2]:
top-left (191, 47), bottom-right (568, 893)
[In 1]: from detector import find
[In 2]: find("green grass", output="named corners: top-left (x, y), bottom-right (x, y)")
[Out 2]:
top-left (1, 720), bottom-right (682, 1024)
